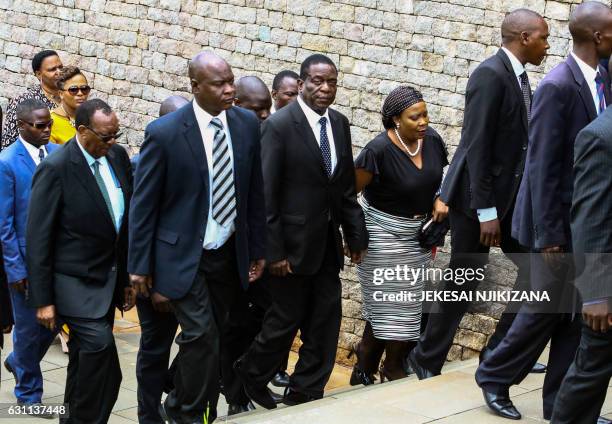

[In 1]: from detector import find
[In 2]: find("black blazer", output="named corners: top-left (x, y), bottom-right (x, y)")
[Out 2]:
top-left (261, 100), bottom-right (367, 274)
top-left (441, 49), bottom-right (529, 220)
top-left (128, 104), bottom-right (266, 298)
top-left (26, 139), bottom-right (132, 318)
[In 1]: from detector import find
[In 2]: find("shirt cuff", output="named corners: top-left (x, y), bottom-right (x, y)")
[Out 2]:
top-left (583, 298), bottom-right (609, 306)
top-left (476, 207), bottom-right (498, 223)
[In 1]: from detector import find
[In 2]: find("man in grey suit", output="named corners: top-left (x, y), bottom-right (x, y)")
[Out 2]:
top-left (552, 108), bottom-right (612, 424)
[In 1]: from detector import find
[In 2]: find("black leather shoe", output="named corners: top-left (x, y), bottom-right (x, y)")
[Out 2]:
top-left (4, 359), bottom-right (18, 385)
top-left (282, 387), bottom-right (315, 406)
top-left (482, 389), bottom-right (521, 420)
top-left (227, 401), bottom-right (256, 416)
top-left (406, 350), bottom-right (437, 380)
top-left (530, 362), bottom-right (547, 373)
top-left (268, 388), bottom-right (284, 404)
top-left (271, 370), bottom-right (290, 387)
top-left (597, 417), bottom-right (612, 424)
top-left (233, 359), bottom-right (277, 410)
top-left (349, 366), bottom-right (376, 386)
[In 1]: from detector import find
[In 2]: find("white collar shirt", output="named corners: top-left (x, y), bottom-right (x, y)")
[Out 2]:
top-left (572, 52), bottom-right (605, 114)
top-left (297, 95), bottom-right (337, 174)
top-left (19, 137), bottom-right (48, 166)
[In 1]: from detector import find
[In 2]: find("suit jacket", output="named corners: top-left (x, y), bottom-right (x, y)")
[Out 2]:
top-left (26, 138), bottom-right (132, 318)
top-left (0, 245), bottom-right (12, 348)
top-left (441, 49), bottom-right (530, 221)
top-left (0, 140), bottom-right (58, 284)
top-left (128, 104), bottom-right (266, 298)
top-left (261, 100), bottom-right (367, 274)
top-left (512, 55), bottom-right (611, 249)
top-left (571, 107), bottom-right (612, 302)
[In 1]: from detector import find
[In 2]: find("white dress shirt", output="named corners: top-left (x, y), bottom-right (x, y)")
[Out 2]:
top-left (571, 52), bottom-right (605, 115)
top-left (192, 100), bottom-right (236, 250)
top-left (20, 137), bottom-right (48, 166)
top-left (76, 136), bottom-right (125, 231)
top-left (297, 95), bottom-right (337, 174)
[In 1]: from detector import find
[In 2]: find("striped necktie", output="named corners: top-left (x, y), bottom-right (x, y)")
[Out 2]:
top-left (520, 72), bottom-right (532, 121)
top-left (595, 73), bottom-right (606, 115)
top-left (210, 117), bottom-right (236, 227)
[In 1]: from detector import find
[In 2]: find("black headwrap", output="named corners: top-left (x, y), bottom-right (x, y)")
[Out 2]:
top-left (381, 86), bottom-right (424, 129)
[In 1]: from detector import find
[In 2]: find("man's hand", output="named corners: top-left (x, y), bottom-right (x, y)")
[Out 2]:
top-left (36, 305), bottom-right (56, 331)
top-left (269, 259), bottom-right (292, 277)
top-left (582, 301), bottom-right (611, 333)
top-left (151, 292), bottom-right (171, 313)
top-left (479, 219), bottom-right (501, 247)
top-left (10, 279), bottom-right (27, 294)
top-left (350, 250), bottom-right (367, 264)
top-left (123, 287), bottom-right (136, 311)
top-left (130, 274), bottom-right (152, 297)
top-left (432, 198), bottom-right (448, 222)
top-left (249, 259), bottom-right (266, 283)
top-left (541, 245), bottom-right (564, 270)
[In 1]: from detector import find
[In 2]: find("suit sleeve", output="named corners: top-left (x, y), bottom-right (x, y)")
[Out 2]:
top-left (128, 128), bottom-right (165, 276)
top-left (26, 162), bottom-right (62, 308)
top-left (260, 118), bottom-right (286, 263)
top-left (528, 81), bottom-right (568, 248)
top-left (0, 161), bottom-right (27, 284)
top-left (571, 126), bottom-right (612, 301)
top-left (340, 117), bottom-right (368, 252)
top-left (247, 120), bottom-right (266, 261)
top-left (464, 66), bottom-right (504, 210)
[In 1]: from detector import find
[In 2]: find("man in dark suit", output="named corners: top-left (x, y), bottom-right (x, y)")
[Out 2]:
top-left (0, 99), bottom-right (58, 409)
top-left (234, 76), bottom-right (272, 121)
top-left (234, 54), bottom-right (368, 408)
top-left (128, 52), bottom-right (266, 424)
top-left (408, 8), bottom-right (550, 381)
top-left (133, 95), bottom-right (188, 424)
top-left (476, 2), bottom-right (612, 420)
top-left (552, 105), bottom-right (612, 424)
top-left (27, 99), bottom-right (135, 423)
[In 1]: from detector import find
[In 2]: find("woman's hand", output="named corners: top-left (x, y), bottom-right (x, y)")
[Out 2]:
top-left (432, 197), bottom-right (448, 222)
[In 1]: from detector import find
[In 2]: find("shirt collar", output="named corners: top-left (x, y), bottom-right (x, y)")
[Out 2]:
top-left (571, 52), bottom-right (599, 83)
top-left (192, 100), bottom-right (228, 130)
top-left (75, 134), bottom-right (99, 167)
top-left (501, 47), bottom-right (526, 78)
top-left (297, 95), bottom-right (330, 129)
top-left (19, 136), bottom-right (46, 156)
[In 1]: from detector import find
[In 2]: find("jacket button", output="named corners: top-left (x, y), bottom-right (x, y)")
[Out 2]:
top-left (522, 145), bottom-right (527, 150)
top-left (515, 173), bottom-right (520, 178)
top-left (111, 266), bottom-right (116, 272)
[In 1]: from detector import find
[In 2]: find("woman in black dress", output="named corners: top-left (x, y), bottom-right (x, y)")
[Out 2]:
top-left (349, 86), bottom-right (448, 384)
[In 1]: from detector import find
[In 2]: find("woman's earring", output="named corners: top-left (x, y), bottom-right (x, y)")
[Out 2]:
top-left (396, 123), bottom-right (400, 129)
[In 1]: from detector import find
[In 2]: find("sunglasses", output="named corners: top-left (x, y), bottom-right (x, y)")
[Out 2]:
top-left (20, 119), bottom-right (53, 130)
top-left (64, 85), bottom-right (91, 96)
top-left (85, 126), bottom-right (123, 143)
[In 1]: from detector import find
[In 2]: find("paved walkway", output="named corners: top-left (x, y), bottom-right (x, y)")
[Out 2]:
top-left (1, 319), bottom-right (610, 423)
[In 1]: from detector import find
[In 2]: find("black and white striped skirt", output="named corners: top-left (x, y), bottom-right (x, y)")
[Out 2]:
top-left (357, 196), bottom-right (432, 341)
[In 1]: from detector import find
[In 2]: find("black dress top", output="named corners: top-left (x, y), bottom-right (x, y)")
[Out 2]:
top-left (355, 128), bottom-right (448, 217)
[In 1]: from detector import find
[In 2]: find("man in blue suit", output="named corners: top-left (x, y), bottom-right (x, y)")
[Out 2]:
top-left (128, 52), bottom-right (266, 424)
top-left (0, 99), bottom-right (58, 409)
top-left (476, 2), bottom-right (612, 421)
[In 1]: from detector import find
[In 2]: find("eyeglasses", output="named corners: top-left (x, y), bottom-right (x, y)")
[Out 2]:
top-left (64, 85), bottom-right (91, 96)
top-left (85, 126), bottom-right (123, 143)
top-left (19, 119), bottom-right (53, 130)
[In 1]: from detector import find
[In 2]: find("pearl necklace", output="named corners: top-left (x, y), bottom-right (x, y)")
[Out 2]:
top-left (394, 128), bottom-right (421, 157)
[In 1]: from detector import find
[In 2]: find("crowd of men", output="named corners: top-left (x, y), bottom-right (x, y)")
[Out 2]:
top-left (0, 2), bottom-right (611, 424)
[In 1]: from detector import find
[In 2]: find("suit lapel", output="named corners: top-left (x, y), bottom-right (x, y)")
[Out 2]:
top-left (568, 55), bottom-right (598, 122)
top-left (497, 49), bottom-right (529, 132)
top-left (290, 102), bottom-right (329, 179)
top-left (181, 104), bottom-right (210, 197)
top-left (225, 107), bottom-right (242, 206)
top-left (15, 141), bottom-right (36, 174)
top-left (106, 148), bottom-right (129, 209)
top-left (598, 64), bottom-right (612, 107)
top-left (68, 138), bottom-right (115, 230)
top-left (329, 110), bottom-right (345, 181)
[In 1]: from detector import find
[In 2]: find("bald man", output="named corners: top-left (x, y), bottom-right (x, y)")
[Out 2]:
top-left (408, 8), bottom-right (550, 395)
top-left (129, 52), bottom-right (266, 423)
top-left (234, 76), bottom-right (272, 121)
top-left (477, 2), bottom-right (612, 421)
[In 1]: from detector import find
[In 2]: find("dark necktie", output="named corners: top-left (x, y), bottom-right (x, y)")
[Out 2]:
top-left (319, 116), bottom-right (332, 176)
top-left (595, 73), bottom-right (606, 115)
top-left (210, 117), bottom-right (236, 227)
top-left (38, 148), bottom-right (45, 163)
top-left (92, 160), bottom-right (117, 230)
top-left (520, 71), bottom-right (532, 121)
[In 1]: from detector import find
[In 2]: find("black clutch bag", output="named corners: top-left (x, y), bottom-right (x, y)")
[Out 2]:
top-left (418, 217), bottom-right (450, 249)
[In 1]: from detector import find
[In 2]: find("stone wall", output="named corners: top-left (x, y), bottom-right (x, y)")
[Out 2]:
top-left (0, 0), bottom-right (608, 365)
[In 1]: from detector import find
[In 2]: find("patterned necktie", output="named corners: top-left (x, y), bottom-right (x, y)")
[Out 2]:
top-left (520, 71), bottom-right (532, 121)
top-left (38, 148), bottom-right (45, 163)
top-left (210, 117), bottom-right (236, 227)
top-left (595, 73), bottom-right (606, 115)
top-left (92, 160), bottom-right (117, 230)
top-left (319, 116), bottom-right (332, 176)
